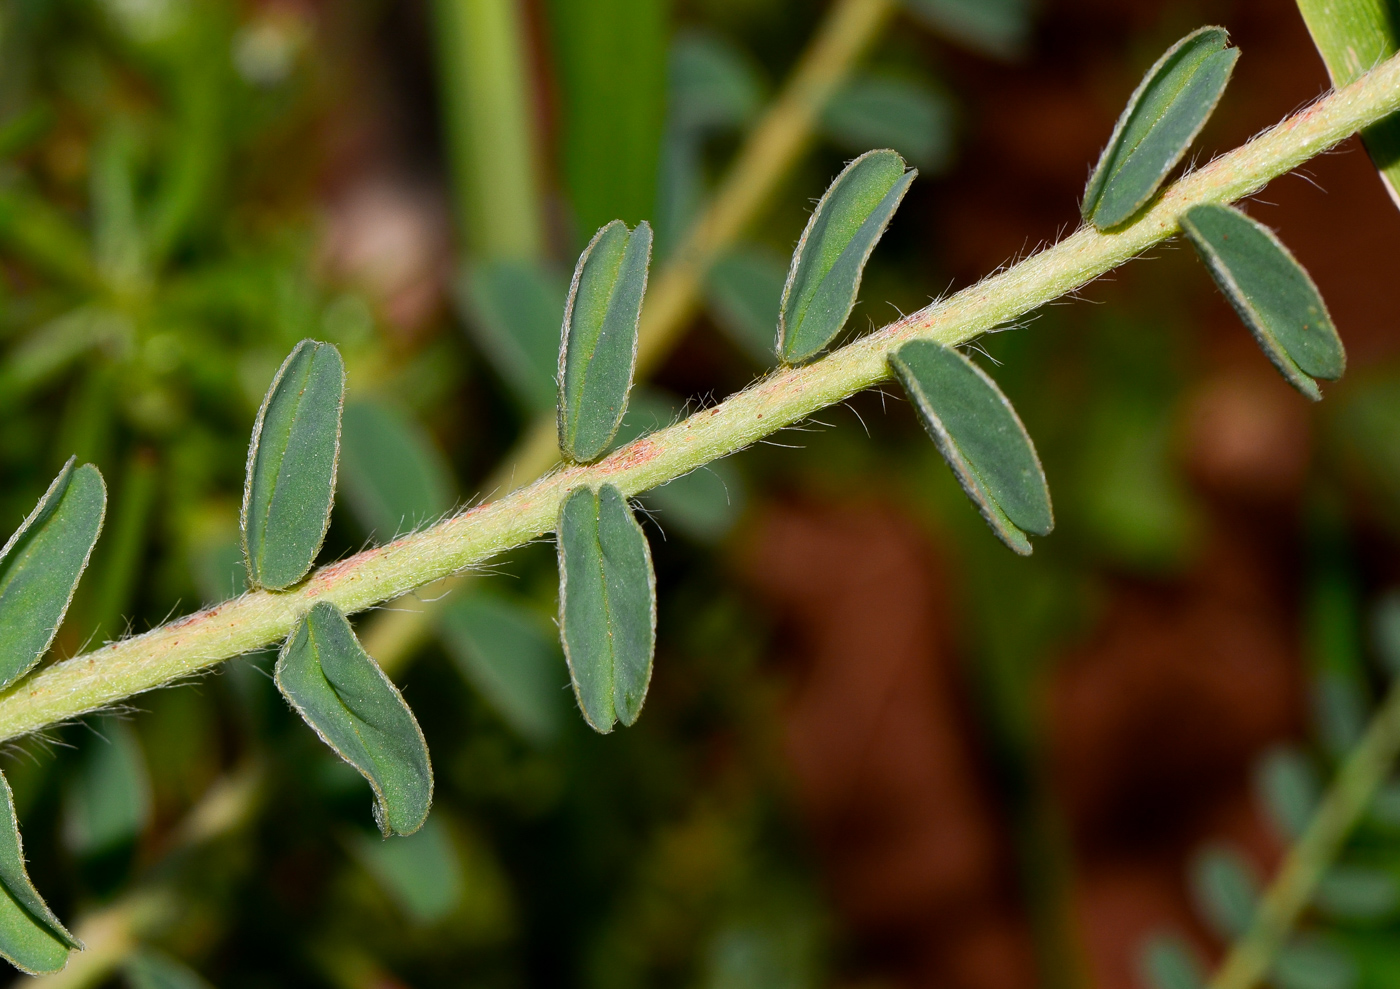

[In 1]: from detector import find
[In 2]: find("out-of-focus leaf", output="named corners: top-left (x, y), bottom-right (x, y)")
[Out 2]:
top-left (242, 339), bottom-right (345, 590)
top-left (705, 247), bottom-right (785, 366)
top-left (1273, 936), bottom-right (1357, 989)
top-left (1180, 204), bottom-right (1345, 401)
top-left (1372, 590), bottom-right (1400, 677)
top-left (0, 458), bottom-right (106, 690)
top-left (557, 484), bottom-right (656, 733)
top-left (1371, 779), bottom-right (1400, 829)
top-left (900, 0), bottom-right (1032, 59)
top-left (1082, 28), bottom-right (1238, 229)
top-left (62, 716), bottom-right (151, 858)
top-left (1315, 865), bottom-right (1399, 921)
top-left (89, 450), bottom-right (159, 642)
top-left (124, 949), bottom-right (215, 989)
top-left (1138, 933), bottom-right (1206, 989)
top-left (0, 307), bottom-right (130, 409)
top-left (548, 0), bottom-right (668, 234)
top-left (457, 260), bottom-right (567, 413)
top-left (558, 221), bottom-right (652, 462)
top-left (339, 400), bottom-right (453, 541)
top-left (276, 602), bottom-right (432, 836)
top-left (1315, 671), bottom-right (1368, 760)
top-left (669, 31), bottom-right (761, 133)
top-left (822, 75), bottom-right (954, 172)
top-left (778, 150), bottom-right (915, 363)
top-left (349, 813), bottom-right (463, 925)
top-left (439, 592), bottom-right (566, 745)
top-left (0, 186), bottom-right (98, 288)
top-left (1189, 844), bottom-right (1260, 940)
top-left (0, 105), bottom-right (53, 161)
top-left (1295, 0), bottom-right (1400, 209)
top-left (1256, 746), bottom-right (1321, 841)
top-left (889, 340), bottom-right (1052, 555)
top-left (0, 769), bottom-right (81, 974)
top-left (90, 122), bottom-right (146, 291)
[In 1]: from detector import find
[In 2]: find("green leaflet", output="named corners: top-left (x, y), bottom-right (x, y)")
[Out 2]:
top-left (1272, 937), bottom-right (1356, 989)
top-left (1138, 934), bottom-right (1206, 989)
top-left (349, 814), bottom-right (463, 925)
top-left (439, 592), bottom-right (566, 745)
top-left (705, 246), bottom-right (786, 367)
top-left (0, 768), bottom-right (81, 974)
top-left (1081, 27), bottom-right (1239, 230)
top-left (822, 75), bottom-right (955, 173)
top-left (457, 260), bottom-right (567, 413)
top-left (339, 399), bottom-right (454, 541)
top-left (557, 221), bottom-right (653, 463)
top-left (888, 340), bottom-right (1052, 555)
top-left (242, 339), bottom-right (345, 590)
top-left (62, 715), bottom-right (152, 858)
top-left (124, 949), bottom-right (215, 989)
top-left (275, 602), bottom-right (432, 836)
top-left (1179, 204), bottom-right (1346, 400)
top-left (0, 457), bottom-right (106, 690)
top-left (1190, 844), bottom-right (1260, 940)
top-left (556, 484), bottom-right (656, 733)
top-left (1296, 0), bottom-right (1400, 209)
top-left (1315, 865), bottom-right (1399, 921)
top-left (777, 150), bottom-right (916, 364)
top-left (1256, 746), bottom-right (1320, 842)
top-left (900, 0), bottom-right (1032, 60)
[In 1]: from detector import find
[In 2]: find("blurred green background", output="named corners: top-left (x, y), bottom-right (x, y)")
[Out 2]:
top-left (2, 0), bottom-right (1400, 987)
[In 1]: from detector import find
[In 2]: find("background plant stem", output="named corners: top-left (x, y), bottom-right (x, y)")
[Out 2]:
top-left (1, 51), bottom-right (1398, 745)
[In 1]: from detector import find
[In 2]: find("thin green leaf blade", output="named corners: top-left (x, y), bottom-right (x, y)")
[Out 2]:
top-left (1082, 27), bottom-right (1239, 230)
top-left (0, 769), bottom-right (81, 975)
top-left (778, 150), bottom-right (916, 364)
top-left (242, 339), bottom-right (345, 590)
top-left (557, 221), bottom-right (653, 462)
top-left (1180, 203), bottom-right (1345, 400)
top-left (1295, 0), bottom-right (1400, 209)
top-left (339, 399), bottom-right (454, 541)
top-left (275, 602), bottom-right (433, 836)
top-left (0, 458), bottom-right (106, 690)
top-left (888, 340), bottom-right (1052, 555)
top-left (557, 484), bottom-right (656, 733)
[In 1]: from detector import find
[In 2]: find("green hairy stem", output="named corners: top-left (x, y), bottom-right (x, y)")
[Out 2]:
top-left (1, 52), bottom-right (1399, 743)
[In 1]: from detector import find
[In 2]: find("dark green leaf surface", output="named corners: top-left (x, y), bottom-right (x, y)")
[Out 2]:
top-left (0, 769), bottom-right (80, 974)
top-left (1081, 27), bottom-right (1238, 230)
top-left (1315, 865), bottom-right (1399, 921)
top-left (1256, 746), bottom-right (1320, 841)
top-left (124, 949), bottom-right (215, 989)
top-left (888, 340), bottom-right (1052, 555)
top-left (440, 593), bottom-right (566, 745)
top-left (349, 814), bottom-right (463, 925)
top-left (0, 457), bottom-right (105, 690)
top-left (822, 75), bottom-right (954, 172)
top-left (669, 32), bottom-right (761, 133)
top-left (340, 399), bottom-right (454, 541)
top-left (705, 247), bottom-right (786, 366)
top-left (1190, 844), bottom-right (1260, 940)
top-left (1296, 0), bottom-right (1400, 209)
top-left (557, 221), bottom-right (653, 462)
top-left (276, 602), bottom-right (432, 836)
top-left (778, 150), bottom-right (916, 364)
top-left (901, 0), bottom-right (1032, 59)
top-left (242, 339), bottom-right (345, 590)
top-left (62, 716), bottom-right (151, 857)
top-left (1272, 937), bottom-right (1356, 989)
top-left (1180, 204), bottom-right (1345, 400)
top-left (1138, 934), bottom-right (1206, 989)
top-left (557, 484), bottom-right (656, 733)
top-left (458, 260), bottom-right (567, 414)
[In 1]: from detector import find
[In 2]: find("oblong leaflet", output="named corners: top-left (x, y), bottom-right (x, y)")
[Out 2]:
top-left (0, 458), bottom-right (105, 690)
top-left (1082, 26), bottom-right (1239, 229)
top-left (0, 769), bottom-right (81, 974)
top-left (1179, 203), bottom-right (1344, 400)
top-left (778, 149), bottom-right (916, 364)
top-left (557, 221), bottom-right (653, 463)
top-left (242, 339), bottom-right (345, 590)
top-left (275, 601), bottom-right (432, 836)
top-left (557, 484), bottom-right (657, 732)
top-left (888, 340), bottom-right (1052, 555)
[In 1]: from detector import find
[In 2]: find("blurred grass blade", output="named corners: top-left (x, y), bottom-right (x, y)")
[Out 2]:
top-left (124, 948), bottom-right (215, 989)
top-left (0, 307), bottom-right (129, 413)
top-left (888, 340), bottom-right (1052, 555)
top-left (439, 592), bottom-right (565, 745)
top-left (91, 122), bottom-right (147, 290)
top-left (457, 259), bottom-right (567, 413)
top-left (1315, 864), bottom-right (1399, 921)
top-left (1180, 204), bottom-right (1345, 400)
top-left (1189, 844), bottom-right (1261, 940)
top-left (349, 814), bottom-right (463, 925)
top-left (62, 715), bottom-right (152, 858)
top-left (1256, 746), bottom-right (1321, 841)
top-left (705, 247), bottom-right (786, 366)
top-left (1272, 936), bottom-right (1356, 989)
top-left (1138, 933), bottom-right (1206, 989)
top-left (557, 484), bottom-right (656, 733)
top-left (822, 75), bottom-right (955, 172)
top-left (242, 339), bottom-right (345, 590)
top-left (89, 449), bottom-right (159, 642)
top-left (0, 458), bottom-right (106, 690)
top-left (548, 0), bottom-right (668, 235)
top-left (900, 0), bottom-right (1032, 59)
top-left (0, 187), bottom-right (98, 288)
top-left (1082, 27), bottom-right (1238, 230)
top-left (1373, 589), bottom-right (1400, 677)
top-left (276, 602), bottom-right (432, 836)
top-left (0, 769), bottom-right (81, 974)
top-left (340, 400), bottom-right (454, 542)
top-left (557, 221), bottom-right (653, 462)
top-left (778, 149), bottom-right (915, 364)
top-left (1296, 0), bottom-right (1400, 209)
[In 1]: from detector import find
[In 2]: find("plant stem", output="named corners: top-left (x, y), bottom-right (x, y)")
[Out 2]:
top-left (1207, 678), bottom-right (1400, 989)
top-left (2, 53), bottom-right (1399, 743)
